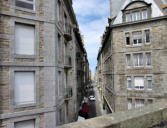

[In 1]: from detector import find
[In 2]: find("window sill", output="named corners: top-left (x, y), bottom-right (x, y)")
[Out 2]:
top-left (14, 103), bottom-right (37, 109)
top-left (14, 54), bottom-right (37, 59)
top-left (15, 7), bottom-right (36, 14)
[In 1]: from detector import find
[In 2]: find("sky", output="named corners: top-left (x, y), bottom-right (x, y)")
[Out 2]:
top-left (73, 0), bottom-right (110, 74)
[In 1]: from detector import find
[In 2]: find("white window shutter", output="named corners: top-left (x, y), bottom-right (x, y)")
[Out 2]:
top-left (14, 72), bottom-right (35, 105)
top-left (134, 77), bottom-right (144, 87)
top-left (15, 24), bottom-right (35, 55)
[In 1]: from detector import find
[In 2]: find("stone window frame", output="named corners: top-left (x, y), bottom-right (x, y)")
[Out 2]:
top-left (13, 0), bottom-right (40, 13)
top-left (126, 75), bottom-right (153, 91)
top-left (9, 67), bottom-right (40, 110)
top-left (10, 18), bottom-right (40, 60)
top-left (122, 2), bottom-right (151, 23)
top-left (8, 115), bottom-right (40, 128)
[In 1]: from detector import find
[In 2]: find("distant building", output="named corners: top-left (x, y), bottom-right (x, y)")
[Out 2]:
top-left (0, 0), bottom-right (89, 127)
top-left (98, 0), bottom-right (167, 113)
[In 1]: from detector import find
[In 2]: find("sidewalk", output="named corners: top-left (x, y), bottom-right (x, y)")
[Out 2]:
top-left (94, 86), bottom-right (107, 116)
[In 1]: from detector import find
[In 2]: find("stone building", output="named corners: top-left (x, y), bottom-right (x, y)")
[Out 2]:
top-left (0, 0), bottom-right (88, 127)
top-left (98, 0), bottom-right (167, 113)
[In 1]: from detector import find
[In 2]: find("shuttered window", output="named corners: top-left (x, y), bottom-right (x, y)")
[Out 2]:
top-left (15, 23), bottom-right (35, 55)
top-left (14, 72), bottom-right (35, 105)
top-left (134, 76), bottom-right (144, 90)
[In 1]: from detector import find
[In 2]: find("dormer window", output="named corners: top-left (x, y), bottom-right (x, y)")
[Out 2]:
top-left (122, 1), bottom-right (151, 23)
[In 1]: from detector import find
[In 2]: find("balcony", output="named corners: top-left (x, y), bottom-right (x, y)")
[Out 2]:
top-left (64, 55), bottom-right (72, 69)
top-left (64, 23), bottom-right (72, 41)
top-left (64, 87), bottom-right (73, 100)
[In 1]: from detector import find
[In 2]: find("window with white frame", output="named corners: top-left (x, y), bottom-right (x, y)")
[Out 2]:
top-left (126, 13), bottom-right (131, 22)
top-left (142, 10), bottom-right (147, 20)
top-left (147, 76), bottom-right (152, 90)
top-left (145, 30), bottom-right (150, 43)
top-left (135, 99), bottom-right (144, 108)
top-left (133, 31), bottom-right (142, 45)
top-left (125, 32), bottom-right (130, 45)
top-left (132, 11), bottom-right (140, 21)
top-left (58, 71), bottom-right (62, 96)
top-left (15, 0), bottom-right (35, 10)
top-left (128, 99), bottom-right (132, 110)
top-left (134, 53), bottom-right (143, 66)
top-left (126, 54), bottom-right (131, 67)
top-left (127, 77), bottom-right (132, 89)
top-left (57, 0), bottom-right (61, 21)
top-left (14, 72), bottom-right (35, 105)
top-left (134, 76), bottom-right (144, 90)
top-left (15, 120), bottom-right (35, 128)
top-left (146, 53), bottom-right (151, 66)
top-left (15, 23), bottom-right (35, 55)
top-left (58, 34), bottom-right (61, 60)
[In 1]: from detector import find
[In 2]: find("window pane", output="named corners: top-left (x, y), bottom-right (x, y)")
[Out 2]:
top-left (134, 54), bottom-right (138, 66)
top-left (15, 23), bottom-right (35, 55)
top-left (134, 77), bottom-right (144, 89)
top-left (147, 76), bottom-right (152, 90)
top-left (133, 31), bottom-right (142, 45)
top-left (125, 33), bottom-right (130, 45)
top-left (14, 72), bottom-right (35, 105)
top-left (139, 53), bottom-right (143, 66)
top-left (15, 0), bottom-right (34, 10)
top-left (58, 34), bottom-right (61, 59)
top-left (126, 54), bottom-right (131, 67)
top-left (145, 30), bottom-right (150, 43)
top-left (142, 10), bottom-right (147, 19)
top-left (146, 53), bottom-right (151, 66)
top-left (58, 71), bottom-right (61, 96)
top-left (128, 99), bottom-right (132, 110)
top-left (136, 12), bottom-right (140, 20)
top-left (15, 120), bottom-right (35, 128)
top-left (127, 77), bottom-right (132, 89)
top-left (135, 99), bottom-right (144, 108)
top-left (126, 14), bottom-right (131, 22)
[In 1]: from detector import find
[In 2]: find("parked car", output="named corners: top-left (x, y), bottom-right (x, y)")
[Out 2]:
top-left (89, 95), bottom-right (95, 101)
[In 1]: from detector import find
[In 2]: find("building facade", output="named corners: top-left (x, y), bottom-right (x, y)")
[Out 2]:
top-left (0, 0), bottom-right (88, 127)
top-left (98, 0), bottom-right (167, 113)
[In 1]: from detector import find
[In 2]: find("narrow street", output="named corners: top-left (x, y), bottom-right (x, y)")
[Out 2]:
top-left (87, 81), bottom-right (106, 119)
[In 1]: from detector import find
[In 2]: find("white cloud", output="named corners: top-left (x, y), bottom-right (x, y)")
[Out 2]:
top-left (73, 0), bottom-right (110, 73)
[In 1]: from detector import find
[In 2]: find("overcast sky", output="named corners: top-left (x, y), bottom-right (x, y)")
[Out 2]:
top-left (73, 0), bottom-right (110, 74)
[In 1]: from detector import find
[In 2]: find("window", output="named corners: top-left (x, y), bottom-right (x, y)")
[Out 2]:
top-left (160, 0), bottom-right (167, 4)
top-left (126, 14), bottom-right (131, 22)
top-left (15, 0), bottom-right (35, 10)
top-left (64, 13), bottom-right (67, 32)
top-left (14, 72), bottom-right (35, 105)
top-left (146, 53), bottom-right (151, 66)
top-left (58, 109), bottom-right (62, 124)
top-left (128, 99), bottom-right (132, 110)
top-left (145, 30), bottom-right (150, 43)
top-left (133, 31), bottom-right (142, 45)
top-left (148, 99), bottom-right (153, 104)
top-left (126, 54), bottom-right (131, 67)
top-left (132, 12), bottom-right (140, 21)
top-left (127, 77), bottom-right (132, 89)
top-left (58, 71), bottom-right (61, 96)
top-left (125, 33), bottom-right (130, 45)
top-left (134, 53), bottom-right (143, 66)
top-left (147, 76), bottom-right (152, 90)
top-left (58, 34), bottom-right (61, 60)
top-left (65, 102), bottom-right (68, 122)
top-left (135, 99), bottom-right (144, 108)
top-left (163, 7), bottom-right (167, 13)
top-left (15, 120), bottom-right (35, 128)
top-left (57, 0), bottom-right (61, 21)
top-left (15, 23), bottom-right (35, 55)
top-left (134, 76), bottom-right (144, 90)
top-left (142, 10), bottom-right (147, 20)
